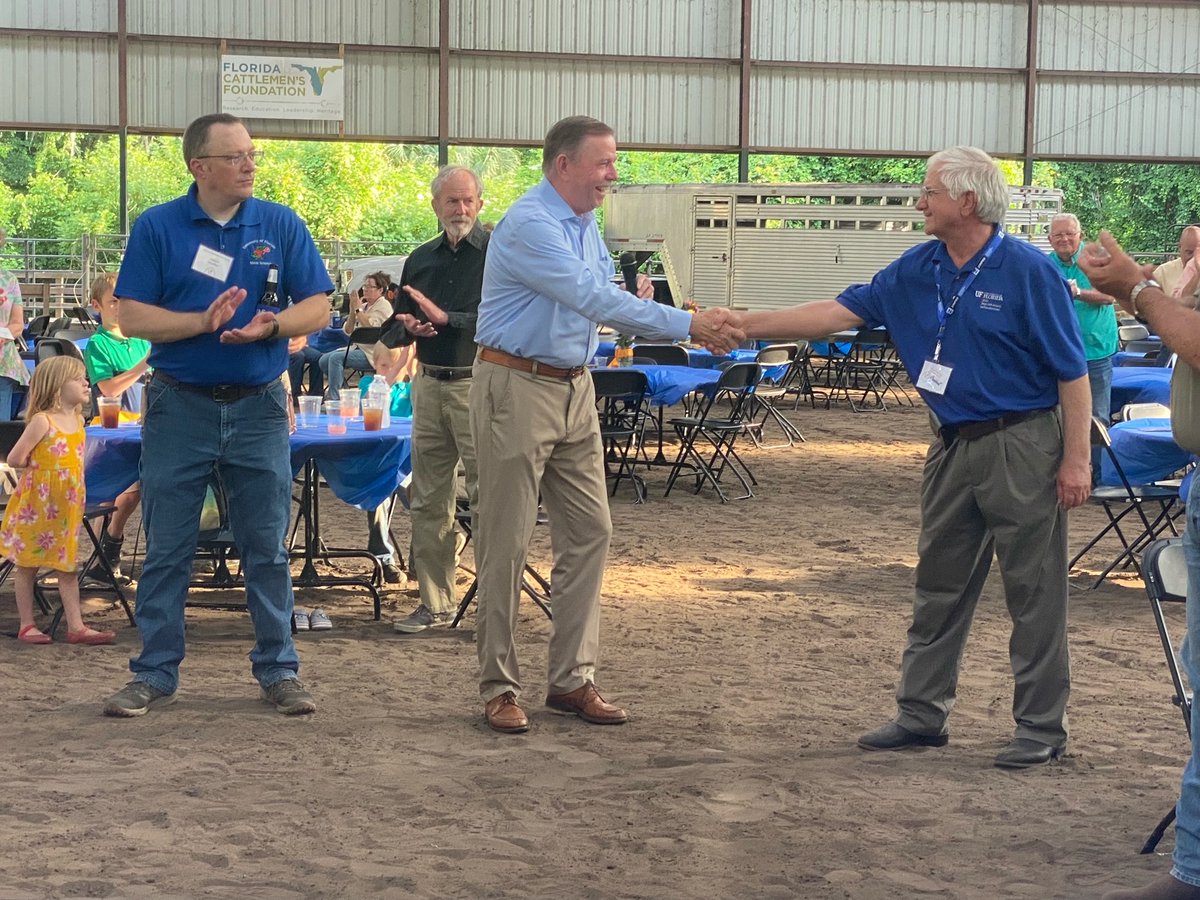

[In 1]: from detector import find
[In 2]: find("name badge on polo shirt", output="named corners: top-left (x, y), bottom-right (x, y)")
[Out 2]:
top-left (917, 359), bottom-right (953, 395)
top-left (191, 244), bottom-right (234, 282)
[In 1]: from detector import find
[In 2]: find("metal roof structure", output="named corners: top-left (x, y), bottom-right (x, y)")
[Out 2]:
top-left (1, 0), bottom-right (1197, 170)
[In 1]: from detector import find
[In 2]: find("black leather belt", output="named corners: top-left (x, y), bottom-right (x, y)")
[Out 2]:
top-left (153, 371), bottom-right (272, 403)
top-left (422, 364), bottom-right (473, 382)
top-left (940, 407), bottom-right (1055, 445)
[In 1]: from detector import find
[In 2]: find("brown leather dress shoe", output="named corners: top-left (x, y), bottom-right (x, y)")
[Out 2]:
top-left (484, 691), bottom-right (529, 733)
top-left (545, 682), bottom-right (628, 725)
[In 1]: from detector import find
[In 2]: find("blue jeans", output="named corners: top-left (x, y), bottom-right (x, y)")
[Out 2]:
top-left (1086, 355), bottom-right (1114, 423)
top-left (1175, 476), bottom-right (1200, 886)
top-left (130, 378), bottom-right (299, 694)
top-left (320, 347), bottom-right (370, 396)
top-left (288, 346), bottom-right (323, 398)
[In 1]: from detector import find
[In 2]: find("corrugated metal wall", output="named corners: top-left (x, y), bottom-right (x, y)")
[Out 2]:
top-left (0, 0), bottom-right (1194, 161)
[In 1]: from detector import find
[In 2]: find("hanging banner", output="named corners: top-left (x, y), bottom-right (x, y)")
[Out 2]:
top-left (219, 55), bottom-right (345, 121)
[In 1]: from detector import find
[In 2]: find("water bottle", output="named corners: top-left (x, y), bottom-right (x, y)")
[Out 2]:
top-left (367, 376), bottom-right (390, 429)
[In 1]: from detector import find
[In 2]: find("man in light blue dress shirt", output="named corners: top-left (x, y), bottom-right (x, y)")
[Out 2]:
top-left (470, 115), bottom-right (741, 734)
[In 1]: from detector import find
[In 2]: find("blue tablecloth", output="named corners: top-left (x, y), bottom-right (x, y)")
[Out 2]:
top-left (626, 364), bottom-right (721, 406)
top-left (595, 340), bottom-right (734, 369)
top-left (84, 418), bottom-right (413, 510)
top-left (1110, 368), bottom-right (1172, 419)
top-left (1101, 418), bottom-right (1193, 487)
top-left (310, 327), bottom-right (351, 354)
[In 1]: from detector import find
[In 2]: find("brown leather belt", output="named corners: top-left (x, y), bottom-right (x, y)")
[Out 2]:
top-left (940, 407), bottom-right (1055, 445)
top-left (479, 347), bottom-right (585, 381)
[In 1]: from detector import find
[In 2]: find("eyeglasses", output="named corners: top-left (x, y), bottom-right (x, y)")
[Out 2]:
top-left (196, 151), bottom-right (264, 166)
top-left (1050, 231), bottom-right (1080, 239)
top-left (918, 186), bottom-right (944, 200)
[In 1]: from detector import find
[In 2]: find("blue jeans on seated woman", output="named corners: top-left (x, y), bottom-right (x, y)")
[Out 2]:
top-left (320, 347), bottom-right (371, 397)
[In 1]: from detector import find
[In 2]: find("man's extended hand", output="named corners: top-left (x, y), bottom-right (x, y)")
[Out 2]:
top-left (689, 307), bottom-right (745, 354)
top-left (203, 287), bottom-right (246, 334)
top-left (403, 285), bottom-right (449, 327)
top-left (1078, 231), bottom-right (1156, 311)
top-left (220, 309), bottom-right (275, 344)
top-left (396, 312), bottom-right (437, 338)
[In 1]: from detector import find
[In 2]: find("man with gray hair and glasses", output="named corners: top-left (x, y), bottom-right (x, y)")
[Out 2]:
top-left (724, 146), bottom-right (1092, 769)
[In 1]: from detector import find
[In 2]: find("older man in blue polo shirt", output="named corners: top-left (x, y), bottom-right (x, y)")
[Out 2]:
top-left (103, 113), bottom-right (334, 718)
top-left (471, 116), bottom-right (742, 734)
top-left (727, 146), bottom-right (1092, 769)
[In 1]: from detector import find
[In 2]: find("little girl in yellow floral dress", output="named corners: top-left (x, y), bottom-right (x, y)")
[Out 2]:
top-left (0, 356), bottom-right (116, 645)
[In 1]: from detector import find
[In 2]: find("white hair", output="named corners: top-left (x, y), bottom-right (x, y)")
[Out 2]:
top-left (431, 165), bottom-right (483, 200)
top-left (1051, 213), bottom-right (1081, 232)
top-left (926, 146), bottom-right (1010, 225)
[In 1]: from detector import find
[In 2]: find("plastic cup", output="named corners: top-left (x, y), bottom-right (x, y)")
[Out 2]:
top-left (339, 388), bottom-right (360, 418)
top-left (297, 395), bottom-right (321, 429)
top-left (97, 396), bottom-right (121, 429)
top-left (325, 400), bottom-right (347, 434)
top-left (362, 399), bottom-right (383, 432)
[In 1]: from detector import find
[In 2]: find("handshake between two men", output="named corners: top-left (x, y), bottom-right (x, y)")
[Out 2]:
top-left (686, 307), bottom-right (746, 355)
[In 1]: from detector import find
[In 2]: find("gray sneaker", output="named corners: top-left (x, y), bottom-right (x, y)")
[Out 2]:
top-left (393, 604), bottom-right (453, 633)
top-left (262, 678), bottom-right (317, 715)
top-left (103, 680), bottom-right (177, 718)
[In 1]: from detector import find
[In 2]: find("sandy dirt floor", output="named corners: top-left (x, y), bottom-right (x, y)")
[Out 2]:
top-left (0, 387), bottom-right (1192, 899)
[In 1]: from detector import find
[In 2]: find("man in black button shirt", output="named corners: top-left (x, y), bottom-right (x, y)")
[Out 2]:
top-left (377, 166), bottom-right (487, 632)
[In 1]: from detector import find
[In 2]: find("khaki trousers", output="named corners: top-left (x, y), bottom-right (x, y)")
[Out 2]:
top-left (895, 411), bottom-right (1071, 747)
top-left (408, 371), bottom-right (478, 615)
top-left (469, 358), bottom-right (612, 702)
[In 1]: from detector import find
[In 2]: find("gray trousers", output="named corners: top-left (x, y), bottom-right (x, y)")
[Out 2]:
top-left (469, 358), bottom-right (612, 702)
top-left (895, 410), bottom-right (1071, 747)
top-left (408, 370), bottom-right (478, 615)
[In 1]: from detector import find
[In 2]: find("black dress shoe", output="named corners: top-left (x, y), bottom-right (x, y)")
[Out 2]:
top-left (380, 563), bottom-right (403, 584)
top-left (994, 738), bottom-right (1064, 769)
top-left (857, 721), bottom-right (949, 751)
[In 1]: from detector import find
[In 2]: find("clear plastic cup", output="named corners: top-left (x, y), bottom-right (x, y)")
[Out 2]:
top-left (339, 388), bottom-right (360, 418)
top-left (324, 400), bottom-right (347, 434)
top-left (362, 396), bottom-right (384, 431)
top-left (297, 395), bottom-right (321, 429)
top-left (97, 396), bottom-right (121, 429)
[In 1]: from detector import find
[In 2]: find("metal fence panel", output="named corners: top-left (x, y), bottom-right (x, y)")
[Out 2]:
top-left (454, 0), bottom-right (740, 58)
top-left (751, 68), bottom-right (1024, 155)
top-left (0, 34), bottom-right (118, 128)
top-left (752, 0), bottom-right (1026, 68)
top-left (127, 0), bottom-right (438, 47)
top-left (452, 56), bottom-right (738, 147)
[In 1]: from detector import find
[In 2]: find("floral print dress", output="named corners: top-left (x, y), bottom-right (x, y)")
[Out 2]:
top-left (0, 416), bottom-right (84, 570)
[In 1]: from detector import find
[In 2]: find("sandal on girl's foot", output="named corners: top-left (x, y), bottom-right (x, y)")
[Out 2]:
top-left (17, 624), bottom-right (52, 644)
top-left (66, 627), bottom-right (116, 646)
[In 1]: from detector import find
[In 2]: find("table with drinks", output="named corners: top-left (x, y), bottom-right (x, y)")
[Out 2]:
top-left (84, 395), bottom-right (413, 619)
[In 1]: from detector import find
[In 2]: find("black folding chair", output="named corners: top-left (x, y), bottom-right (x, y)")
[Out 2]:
top-left (592, 368), bottom-right (651, 503)
top-left (449, 501), bottom-right (552, 627)
top-left (1138, 538), bottom-right (1191, 854)
top-left (664, 362), bottom-right (760, 502)
top-left (632, 343), bottom-right (689, 367)
top-left (34, 337), bottom-right (86, 366)
top-left (1070, 417), bottom-right (1181, 588)
top-left (746, 343), bottom-right (805, 449)
top-left (342, 326), bottom-right (383, 386)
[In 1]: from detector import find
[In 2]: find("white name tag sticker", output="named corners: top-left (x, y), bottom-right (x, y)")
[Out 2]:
top-left (917, 359), bottom-right (953, 395)
top-left (191, 244), bottom-right (234, 282)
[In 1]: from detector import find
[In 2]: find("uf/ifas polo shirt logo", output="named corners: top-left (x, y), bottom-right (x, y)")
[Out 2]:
top-left (244, 240), bottom-right (277, 264)
top-left (975, 289), bottom-right (1004, 312)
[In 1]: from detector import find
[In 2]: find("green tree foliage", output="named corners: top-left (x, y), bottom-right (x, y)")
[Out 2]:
top-left (0, 131), bottom-right (1197, 260)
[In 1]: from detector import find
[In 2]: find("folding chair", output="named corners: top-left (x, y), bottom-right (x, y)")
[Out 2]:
top-left (1121, 403), bottom-right (1172, 421)
top-left (1070, 417), bottom-right (1181, 588)
top-left (745, 343), bottom-right (805, 449)
top-left (1137, 538), bottom-right (1191, 854)
top-left (342, 326), bottom-right (383, 387)
top-left (34, 337), bottom-right (86, 365)
top-left (664, 362), bottom-right (760, 502)
top-left (591, 368), bottom-right (651, 503)
top-left (632, 343), bottom-right (689, 367)
top-left (449, 500), bottom-right (552, 627)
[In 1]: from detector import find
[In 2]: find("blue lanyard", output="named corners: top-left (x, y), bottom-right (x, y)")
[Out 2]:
top-left (931, 227), bottom-right (1005, 362)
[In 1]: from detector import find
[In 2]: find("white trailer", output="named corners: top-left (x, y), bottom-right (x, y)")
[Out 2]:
top-left (602, 183), bottom-right (1063, 311)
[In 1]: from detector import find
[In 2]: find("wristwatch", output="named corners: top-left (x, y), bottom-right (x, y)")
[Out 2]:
top-left (266, 319), bottom-right (280, 340)
top-left (1129, 278), bottom-right (1160, 324)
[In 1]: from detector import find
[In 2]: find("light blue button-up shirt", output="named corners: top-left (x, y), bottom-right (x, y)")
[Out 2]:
top-left (476, 178), bottom-right (692, 368)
